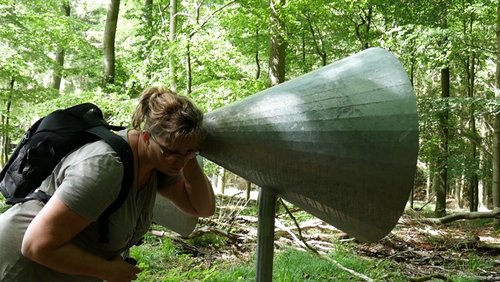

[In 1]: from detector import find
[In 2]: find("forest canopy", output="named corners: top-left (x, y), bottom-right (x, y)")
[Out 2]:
top-left (1, 0), bottom-right (500, 218)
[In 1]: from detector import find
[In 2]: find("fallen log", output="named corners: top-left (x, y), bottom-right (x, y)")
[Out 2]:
top-left (422, 208), bottom-right (500, 224)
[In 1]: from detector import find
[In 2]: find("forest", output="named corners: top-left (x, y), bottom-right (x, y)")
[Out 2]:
top-left (1, 0), bottom-right (500, 281)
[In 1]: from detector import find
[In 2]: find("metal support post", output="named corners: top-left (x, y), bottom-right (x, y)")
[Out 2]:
top-left (255, 187), bottom-right (278, 282)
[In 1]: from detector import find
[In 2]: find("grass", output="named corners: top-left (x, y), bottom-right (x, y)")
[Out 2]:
top-left (130, 232), bottom-right (408, 282)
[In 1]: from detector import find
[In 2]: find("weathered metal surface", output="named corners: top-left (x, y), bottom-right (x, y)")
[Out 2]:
top-left (200, 47), bottom-right (419, 242)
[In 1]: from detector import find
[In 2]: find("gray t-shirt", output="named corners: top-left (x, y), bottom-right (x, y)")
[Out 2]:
top-left (0, 130), bottom-right (157, 281)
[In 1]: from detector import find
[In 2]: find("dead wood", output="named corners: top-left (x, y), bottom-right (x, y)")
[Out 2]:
top-left (147, 194), bottom-right (500, 280)
top-left (422, 208), bottom-right (500, 224)
top-left (409, 274), bottom-right (452, 282)
top-left (277, 198), bottom-right (375, 282)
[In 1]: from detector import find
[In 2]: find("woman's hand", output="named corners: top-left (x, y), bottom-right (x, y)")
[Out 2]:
top-left (158, 157), bottom-right (215, 217)
top-left (104, 256), bottom-right (142, 282)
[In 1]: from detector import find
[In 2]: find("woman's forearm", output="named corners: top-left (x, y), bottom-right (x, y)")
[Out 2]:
top-left (21, 196), bottom-right (140, 281)
top-left (22, 241), bottom-right (112, 280)
top-left (182, 158), bottom-right (216, 217)
top-left (157, 158), bottom-right (215, 217)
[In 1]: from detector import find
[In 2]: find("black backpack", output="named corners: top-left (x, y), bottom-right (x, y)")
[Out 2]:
top-left (0, 103), bottom-right (133, 243)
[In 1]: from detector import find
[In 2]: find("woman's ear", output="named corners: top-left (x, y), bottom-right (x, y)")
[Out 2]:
top-left (141, 130), bottom-right (151, 144)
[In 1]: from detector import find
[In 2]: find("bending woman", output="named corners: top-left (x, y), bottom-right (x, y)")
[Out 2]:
top-left (0, 86), bottom-right (215, 282)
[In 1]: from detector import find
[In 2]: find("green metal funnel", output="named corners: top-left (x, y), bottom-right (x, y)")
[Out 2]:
top-left (200, 47), bottom-right (418, 242)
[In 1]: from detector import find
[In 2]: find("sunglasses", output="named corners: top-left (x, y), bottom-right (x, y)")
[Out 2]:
top-left (149, 134), bottom-right (199, 160)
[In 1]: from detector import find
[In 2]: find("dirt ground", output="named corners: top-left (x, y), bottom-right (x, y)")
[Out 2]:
top-left (355, 210), bottom-right (500, 281)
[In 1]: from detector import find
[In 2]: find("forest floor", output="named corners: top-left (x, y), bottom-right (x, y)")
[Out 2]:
top-left (354, 210), bottom-right (500, 280)
top-left (158, 195), bottom-right (500, 281)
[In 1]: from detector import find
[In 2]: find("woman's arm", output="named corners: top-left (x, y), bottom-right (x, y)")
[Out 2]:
top-left (158, 158), bottom-right (215, 217)
top-left (21, 196), bottom-right (141, 282)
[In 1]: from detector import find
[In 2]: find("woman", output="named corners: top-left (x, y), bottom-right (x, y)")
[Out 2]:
top-left (0, 86), bottom-right (215, 282)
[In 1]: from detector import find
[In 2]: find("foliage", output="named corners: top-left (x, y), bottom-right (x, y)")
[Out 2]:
top-left (187, 233), bottom-right (228, 249)
top-left (2, 0), bottom-right (500, 193)
top-left (1, 0), bottom-right (500, 280)
top-left (0, 193), bottom-right (7, 214)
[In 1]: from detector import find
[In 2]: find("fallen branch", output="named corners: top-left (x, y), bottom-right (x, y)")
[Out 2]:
top-left (409, 274), bottom-right (452, 282)
top-left (422, 208), bottom-right (500, 224)
top-left (275, 218), bottom-right (308, 250)
top-left (278, 198), bottom-right (374, 282)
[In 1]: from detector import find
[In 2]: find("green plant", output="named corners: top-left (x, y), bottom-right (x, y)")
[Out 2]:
top-left (188, 233), bottom-right (228, 248)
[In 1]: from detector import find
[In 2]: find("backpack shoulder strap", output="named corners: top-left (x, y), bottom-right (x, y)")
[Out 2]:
top-left (86, 126), bottom-right (134, 243)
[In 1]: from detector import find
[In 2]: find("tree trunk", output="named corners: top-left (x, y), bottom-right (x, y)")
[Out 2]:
top-left (409, 42), bottom-right (416, 209)
top-left (435, 66), bottom-right (449, 217)
top-left (435, 3), bottom-right (449, 218)
top-left (422, 208), bottom-right (500, 225)
top-left (52, 2), bottom-right (70, 90)
top-left (268, 0), bottom-right (286, 86)
top-left (143, 0), bottom-right (153, 80)
top-left (102, 0), bottom-right (120, 86)
top-left (0, 79), bottom-right (14, 166)
top-left (304, 12), bottom-right (327, 66)
top-left (52, 46), bottom-right (65, 90)
top-left (246, 180), bottom-right (252, 201)
top-left (426, 162), bottom-right (431, 201)
top-left (468, 57), bottom-right (479, 212)
top-left (354, 5), bottom-right (372, 50)
top-left (479, 180), bottom-right (487, 210)
top-left (144, 0), bottom-right (153, 27)
top-left (454, 178), bottom-right (462, 209)
top-left (465, 10), bottom-right (479, 212)
top-left (494, 0), bottom-right (500, 227)
top-left (217, 166), bottom-right (227, 195)
top-left (169, 0), bottom-right (177, 92)
top-left (255, 29), bottom-right (261, 80)
top-left (186, 40), bottom-right (192, 94)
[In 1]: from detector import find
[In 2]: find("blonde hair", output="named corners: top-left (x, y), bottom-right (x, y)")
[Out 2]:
top-left (132, 86), bottom-right (206, 146)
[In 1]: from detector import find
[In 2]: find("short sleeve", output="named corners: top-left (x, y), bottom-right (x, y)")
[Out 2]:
top-left (53, 152), bottom-right (124, 221)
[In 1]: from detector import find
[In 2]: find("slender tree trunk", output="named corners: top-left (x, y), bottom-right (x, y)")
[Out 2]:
top-left (103, 0), bottom-right (120, 86)
top-left (456, 178), bottom-right (463, 208)
top-left (478, 180), bottom-right (486, 210)
top-left (186, 40), bottom-right (192, 94)
top-left (435, 69), bottom-right (450, 217)
top-left (144, 0), bottom-right (153, 26)
top-left (354, 5), bottom-right (372, 50)
top-left (494, 1), bottom-right (500, 227)
top-left (435, 3), bottom-right (449, 217)
top-left (409, 42), bottom-right (416, 209)
top-left (52, 2), bottom-right (70, 90)
top-left (269, 0), bottom-right (286, 86)
top-left (183, 1), bottom-right (234, 94)
top-left (246, 181), bottom-right (252, 201)
top-left (0, 79), bottom-right (14, 166)
top-left (426, 162), bottom-right (432, 201)
top-left (301, 31), bottom-right (306, 73)
top-left (476, 145), bottom-right (486, 209)
top-left (169, 0), bottom-right (177, 91)
top-left (52, 46), bottom-right (65, 90)
top-left (143, 0), bottom-right (153, 80)
top-left (468, 56), bottom-right (479, 212)
top-left (464, 10), bottom-right (479, 212)
top-left (256, 29), bottom-right (261, 80)
top-left (217, 166), bottom-right (227, 195)
top-left (304, 12), bottom-right (327, 66)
